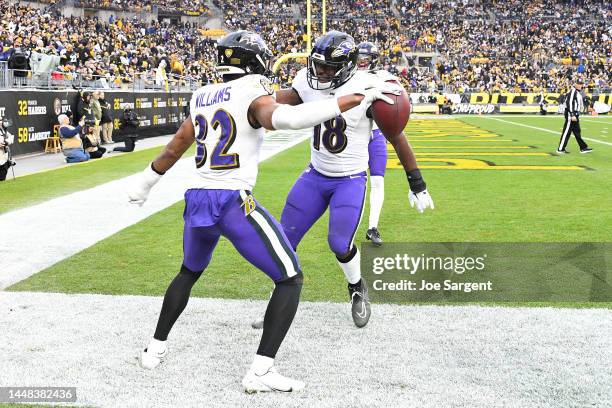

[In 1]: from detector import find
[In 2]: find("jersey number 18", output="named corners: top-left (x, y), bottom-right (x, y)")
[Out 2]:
top-left (313, 115), bottom-right (347, 154)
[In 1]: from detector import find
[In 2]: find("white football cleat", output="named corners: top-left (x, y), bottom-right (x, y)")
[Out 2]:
top-left (140, 344), bottom-right (168, 369)
top-left (242, 367), bottom-right (305, 393)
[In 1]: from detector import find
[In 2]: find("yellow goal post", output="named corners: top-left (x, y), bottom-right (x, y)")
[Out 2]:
top-left (272, 0), bottom-right (327, 75)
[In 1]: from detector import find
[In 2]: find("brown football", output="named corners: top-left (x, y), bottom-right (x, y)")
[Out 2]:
top-left (371, 85), bottom-right (411, 137)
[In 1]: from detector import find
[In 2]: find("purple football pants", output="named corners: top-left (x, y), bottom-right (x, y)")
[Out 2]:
top-left (182, 189), bottom-right (301, 282)
top-left (281, 165), bottom-right (367, 257)
top-left (368, 129), bottom-right (388, 177)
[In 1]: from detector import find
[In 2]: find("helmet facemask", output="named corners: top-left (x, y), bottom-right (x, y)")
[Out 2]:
top-left (307, 56), bottom-right (356, 90)
top-left (357, 54), bottom-right (374, 70)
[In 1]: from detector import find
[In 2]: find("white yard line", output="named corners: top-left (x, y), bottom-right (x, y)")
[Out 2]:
top-left (0, 130), bottom-right (309, 290)
top-left (487, 117), bottom-right (612, 146)
top-left (580, 118), bottom-right (612, 125)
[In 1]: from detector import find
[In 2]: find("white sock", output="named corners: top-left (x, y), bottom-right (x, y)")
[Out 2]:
top-left (148, 338), bottom-right (167, 353)
top-left (251, 354), bottom-right (274, 375)
top-left (338, 248), bottom-right (361, 284)
top-left (368, 176), bottom-right (384, 229)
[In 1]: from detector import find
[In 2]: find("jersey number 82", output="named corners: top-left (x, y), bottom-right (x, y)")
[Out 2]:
top-left (194, 109), bottom-right (240, 170)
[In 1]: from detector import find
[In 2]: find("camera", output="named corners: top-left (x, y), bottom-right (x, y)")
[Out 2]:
top-left (0, 119), bottom-right (15, 171)
top-left (82, 118), bottom-right (96, 136)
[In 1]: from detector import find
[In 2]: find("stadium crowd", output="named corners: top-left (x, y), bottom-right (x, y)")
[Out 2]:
top-left (0, 0), bottom-right (219, 87)
top-left (0, 0), bottom-right (610, 93)
top-left (74, 0), bottom-right (211, 16)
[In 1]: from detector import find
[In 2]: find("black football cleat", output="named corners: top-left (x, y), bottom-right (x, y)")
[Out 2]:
top-left (366, 228), bottom-right (383, 246)
top-left (556, 150), bottom-right (570, 155)
top-left (580, 147), bottom-right (593, 154)
top-left (349, 279), bottom-right (371, 328)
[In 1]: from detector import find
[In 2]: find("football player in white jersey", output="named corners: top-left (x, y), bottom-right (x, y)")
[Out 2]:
top-left (126, 30), bottom-right (394, 392)
top-left (356, 41), bottom-right (435, 246)
top-left (274, 31), bottom-right (434, 328)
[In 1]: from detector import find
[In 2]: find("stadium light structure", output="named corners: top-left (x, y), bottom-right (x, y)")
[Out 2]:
top-left (273, 0), bottom-right (326, 74)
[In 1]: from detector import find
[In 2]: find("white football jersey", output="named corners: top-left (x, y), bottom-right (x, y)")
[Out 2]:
top-left (188, 74), bottom-right (275, 190)
top-left (292, 68), bottom-right (381, 177)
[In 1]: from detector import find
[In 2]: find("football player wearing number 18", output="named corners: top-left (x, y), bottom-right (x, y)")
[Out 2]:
top-left (126, 31), bottom-right (394, 393)
top-left (275, 31), bottom-right (430, 328)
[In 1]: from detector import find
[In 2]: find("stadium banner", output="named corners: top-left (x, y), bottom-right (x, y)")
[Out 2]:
top-left (411, 104), bottom-right (439, 113)
top-left (361, 242), bottom-right (612, 303)
top-left (466, 92), bottom-right (612, 105)
top-left (498, 105), bottom-right (541, 113)
top-left (451, 103), bottom-right (496, 114)
top-left (0, 90), bottom-right (191, 156)
top-left (409, 92), bottom-right (611, 114)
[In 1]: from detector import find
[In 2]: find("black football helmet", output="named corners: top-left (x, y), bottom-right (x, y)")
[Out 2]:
top-left (356, 41), bottom-right (380, 71)
top-left (307, 30), bottom-right (358, 90)
top-left (216, 30), bottom-right (273, 77)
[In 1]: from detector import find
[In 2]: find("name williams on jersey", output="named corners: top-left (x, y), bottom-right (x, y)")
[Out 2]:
top-left (194, 86), bottom-right (232, 108)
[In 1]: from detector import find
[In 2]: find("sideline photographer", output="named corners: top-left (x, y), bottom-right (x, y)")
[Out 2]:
top-left (0, 118), bottom-right (15, 181)
top-left (75, 91), bottom-right (106, 159)
top-left (113, 109), bottom-right (140, 153)
top-left (58, 114), bottom-right (90, 163)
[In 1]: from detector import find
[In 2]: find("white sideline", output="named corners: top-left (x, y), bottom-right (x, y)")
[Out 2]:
top-left (1, 291), bottom-right (611, 408)
top-left (487, 117), bottom-right (612, 146)
top-left (0, 130), bottom-right (309, 289)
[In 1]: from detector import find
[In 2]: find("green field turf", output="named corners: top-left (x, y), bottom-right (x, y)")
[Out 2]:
top-left (8, 116), bottom-right (612, 305)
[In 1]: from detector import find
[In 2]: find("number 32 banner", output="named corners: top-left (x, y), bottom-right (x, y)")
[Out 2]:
top-left (0, 89), bottom-right (191, 156)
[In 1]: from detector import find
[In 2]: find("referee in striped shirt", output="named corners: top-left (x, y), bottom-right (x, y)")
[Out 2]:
top-left (557, 78), bottom-right (593, 154)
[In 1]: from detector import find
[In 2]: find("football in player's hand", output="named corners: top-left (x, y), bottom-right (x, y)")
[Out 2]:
top-left (371, 84), bottom-right (411, 137)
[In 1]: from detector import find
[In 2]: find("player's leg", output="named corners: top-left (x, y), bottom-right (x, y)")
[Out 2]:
top-left (557, 115), bottom-right (572, 152)
top-left (253, 168), bottom-right (329, 330)
top-left (572, 120), bottom-right (591, 152)
top-left (366, 130), bottom-right (387, 246)
top-left (141, 225), bottom-right (220, 369)
top-left (221, 191), bottom-right (305, 392)
top-left (327, 174), bottom-right (371, 327)
top-left (280, 166), bottom-right (330, 250)
top-left (141, 189), bottom-right (224, 369)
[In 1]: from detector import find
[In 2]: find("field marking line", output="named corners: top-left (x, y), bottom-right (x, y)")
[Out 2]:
top-left (581, 118), bottom-right (612, 125)
top-left (486, 117), bottom-right (612, 147)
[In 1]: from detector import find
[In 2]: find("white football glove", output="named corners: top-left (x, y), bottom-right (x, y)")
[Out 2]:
top-left (409, 189), bottom-right (434, 213)
top-left (127, 164), bottom-right (163, 206)
top-left (358, 79), bottom-right (402, 106)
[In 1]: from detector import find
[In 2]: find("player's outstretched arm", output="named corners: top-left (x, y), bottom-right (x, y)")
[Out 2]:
top-left (249, 90), bottom-right (393, 131)
top-left (275, 89), bottom-right (303, 105)
top-left (150, 116), bottom-right (196, 173)
top-left (382, 130), bottom-right (434, 213)
top-left (127, 117), bottom-right (195, 206)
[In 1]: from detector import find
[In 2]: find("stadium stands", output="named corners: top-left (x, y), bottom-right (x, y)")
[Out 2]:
top-left (74, 0), bottom-right (211, 17)
top-left (0, 0), bottom-right (609, 93)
